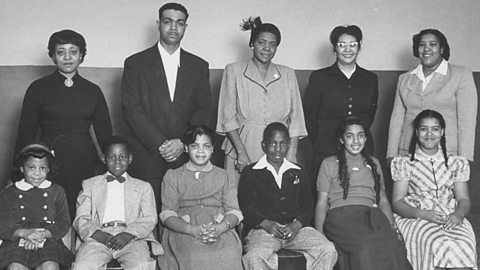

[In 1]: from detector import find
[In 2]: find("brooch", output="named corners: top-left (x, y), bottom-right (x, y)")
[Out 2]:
top-left (64, 78), bottom-right (74, 88)
top-left (273, 73), bottom-right (279, 79)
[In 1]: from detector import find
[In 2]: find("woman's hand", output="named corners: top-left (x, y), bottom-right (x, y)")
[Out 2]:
top-left (443, 212), bottom-right (464, 230)
top-left (420, 209), bottom-right (447, 224)
top-left (235, 152), bottom-right (251, 173)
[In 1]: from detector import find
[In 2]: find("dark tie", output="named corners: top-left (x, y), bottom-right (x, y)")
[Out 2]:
top-left (106, 175), bottom-right (126, 183)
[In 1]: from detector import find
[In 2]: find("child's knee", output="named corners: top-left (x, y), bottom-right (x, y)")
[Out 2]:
top-left (7, 262), bottom-right (29, 270)
top-left (36, 261), bottom-right (59, 270)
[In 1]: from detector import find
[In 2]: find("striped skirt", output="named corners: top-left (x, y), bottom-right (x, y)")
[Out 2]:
top-left (395, 214), bottom-right (477, 269)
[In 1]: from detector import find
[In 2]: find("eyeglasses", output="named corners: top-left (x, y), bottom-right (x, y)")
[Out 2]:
top-left (337, 42), bottom-right (359, 49)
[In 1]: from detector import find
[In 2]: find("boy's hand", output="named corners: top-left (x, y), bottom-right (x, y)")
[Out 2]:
top-left (92, 230), bottom-right (114, 246)
top-left (260, 220), bottom-right (284, 239)
top-left (108, 232), bottom-right (135, 250)
top-left (281, 219), bottom-right (302, 241)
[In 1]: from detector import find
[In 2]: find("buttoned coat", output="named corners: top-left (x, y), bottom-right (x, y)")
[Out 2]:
top-left (73, 174), bottom-right (162, 255)
top-left (387, 64), bottom-right (477, 160)
top-left (238, 164), bottom-right (313, 229)
top-left (122, 45), bottom-right (213, 180)
top-left (303, 64), bottom-right (378, 155)
top-left (216, 60), bottom-right (307, 163)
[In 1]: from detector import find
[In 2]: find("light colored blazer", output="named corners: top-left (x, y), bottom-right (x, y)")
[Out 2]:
top-left (387, 63), bottom-right (477, 160)
top-left (73, 174), bottom-right (163, 255)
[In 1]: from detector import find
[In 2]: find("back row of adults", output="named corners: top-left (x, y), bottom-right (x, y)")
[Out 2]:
top-left (14, 1), bottom-right (477, 236)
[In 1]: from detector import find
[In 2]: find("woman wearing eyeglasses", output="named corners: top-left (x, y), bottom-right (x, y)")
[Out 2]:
top-left (387, 29), bottom-right (477, 163)
top-left (304, 25), bottom-right (378, 182)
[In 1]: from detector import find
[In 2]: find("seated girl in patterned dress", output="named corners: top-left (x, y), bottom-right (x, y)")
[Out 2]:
top-left (391, 109), bottom-right (477, 270)
top-left (0, 142), bottom-right (73, 270)
top-left (158, 125), bottom-right (243, 270)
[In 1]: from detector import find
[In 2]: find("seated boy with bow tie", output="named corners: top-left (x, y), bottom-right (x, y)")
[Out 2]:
top-left (72, 136), bottom-right (162, 270)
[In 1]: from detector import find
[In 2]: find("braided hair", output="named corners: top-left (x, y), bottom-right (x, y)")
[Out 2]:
top-left (335, 117), bottom-right (381, 204)
top-left (408, 109), bottom-right (448, 167)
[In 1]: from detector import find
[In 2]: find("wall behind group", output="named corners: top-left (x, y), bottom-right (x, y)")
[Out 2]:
top-left (1, 0), bottom-right (479, 71)
top-left (1, 1), bottom-right (480, 208)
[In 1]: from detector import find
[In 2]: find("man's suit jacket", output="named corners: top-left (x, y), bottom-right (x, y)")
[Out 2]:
top-left (122, 45), bottom-right (213, 179)
top-left (73, 174), bottom-right (163, 255)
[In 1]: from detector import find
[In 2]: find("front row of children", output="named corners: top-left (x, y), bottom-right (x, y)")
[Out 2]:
top-left (0, 110), bottom-right (476, 270)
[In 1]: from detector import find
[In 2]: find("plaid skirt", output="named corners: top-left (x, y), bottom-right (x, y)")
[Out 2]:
top-left (324, 205), bottom-right (412, 270)
top-left (0, 238), bottom-right (74, 269)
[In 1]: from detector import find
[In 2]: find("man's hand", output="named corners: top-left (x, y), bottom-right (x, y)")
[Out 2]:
top-left (107, 232), bottom-right (136, 251)
top-left (159, 139), bottom-right (184, 162)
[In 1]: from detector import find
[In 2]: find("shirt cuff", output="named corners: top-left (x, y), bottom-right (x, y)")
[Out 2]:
top-left (159, 210), bottom-right (178, 223)
top-left (226, 209), bottom-right (243, 224)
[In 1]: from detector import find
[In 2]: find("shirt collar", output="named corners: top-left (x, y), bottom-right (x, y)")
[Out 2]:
top-left (157, 41), bottom-right (181, 68)
top-left (415, 147), bottom-right (445, 162)
top-left (410, 59), bottom-right (448, 79)
top-left (15, 179), bottom-right (52, 191)
top-left (186, 161), bottom-right (213, 172)
top-left (253, 155), bottom-right (300, 172)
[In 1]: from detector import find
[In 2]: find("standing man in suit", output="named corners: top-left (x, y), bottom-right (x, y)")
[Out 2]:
top-left (121, 2), bottom-right (213, 213)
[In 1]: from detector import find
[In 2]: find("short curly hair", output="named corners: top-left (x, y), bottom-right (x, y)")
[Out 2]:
top-left (47, 29), bottom-right (86, 59)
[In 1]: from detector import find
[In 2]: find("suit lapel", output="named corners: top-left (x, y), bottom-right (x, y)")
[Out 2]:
top-left (423, 72), bottom-right (448, 96)
top-left (93, 177), bottom-right (108, 222)
top-left (243, 60), bottom-right (281, 91)
top-left (124, 176), bottom-right (139, 223)
top-left (145, 45), bottom-right (173, 110)
top-left (172, 49), bottom-right (191, 107)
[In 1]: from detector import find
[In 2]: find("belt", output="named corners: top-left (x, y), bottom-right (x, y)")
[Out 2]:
top-left (101, 221), bottom-right (127, 228)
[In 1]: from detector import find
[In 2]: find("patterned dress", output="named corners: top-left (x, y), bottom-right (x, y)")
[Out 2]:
top-left (391, 150), bottom-right (477, 270)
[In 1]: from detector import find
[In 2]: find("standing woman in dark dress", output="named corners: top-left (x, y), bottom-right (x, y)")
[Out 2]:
top-left (304, 25), bottom-right (378, 182)
top-left (15, 30), bottom-right (113, 219)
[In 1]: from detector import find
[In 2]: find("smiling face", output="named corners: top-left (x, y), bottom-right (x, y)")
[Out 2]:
top-left (418, 33), bottom-right (444, 71)
top-left (252, 32), bottom-right (278, 65)
top-left (262, 130), bottom-right (290, 167)
top-left (51, 43), bottom-right (82, 77)
top-left (416, 117), bottom-right (443, 155)
top-left (20, 157), bottom-right (50, 187)
top-left (158, 9), bottom-right (187, 49)
top-left (102, 143), bottom-right (132, 177)
top-left (340, 124), bottom-right (367, 157)
top-left (185, 134), bottom-right (213, 170)
top-left (335, 33), bottom-right (360, 66)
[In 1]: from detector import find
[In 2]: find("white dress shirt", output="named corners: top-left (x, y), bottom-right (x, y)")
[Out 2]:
top-left (158, 42), bottom-right (181, 101)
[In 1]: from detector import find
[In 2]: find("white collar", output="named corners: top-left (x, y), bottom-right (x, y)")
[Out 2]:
top-left (253, 155), bottom-right (300, 172)
top-left (15, 179), bottom-right (52, 191)
top-left (157, 41), bottom-right (181, 67)
top-left (410, 59), bottom-right (448, 79)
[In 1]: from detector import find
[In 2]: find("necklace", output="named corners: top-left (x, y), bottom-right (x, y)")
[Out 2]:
top-left (64, 78), bottom-right (74, 87)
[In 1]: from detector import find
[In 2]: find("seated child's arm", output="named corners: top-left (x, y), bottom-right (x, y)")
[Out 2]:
top-left (106, 232), bottom-right (135, 250)
top-left (48, 186), bottom-right (71, 240)
top-left (74, 181), bottom-right (103, 241)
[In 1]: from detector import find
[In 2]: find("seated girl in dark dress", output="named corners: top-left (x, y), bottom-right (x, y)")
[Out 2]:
top-left (0, 142), bottom-right (73, 270)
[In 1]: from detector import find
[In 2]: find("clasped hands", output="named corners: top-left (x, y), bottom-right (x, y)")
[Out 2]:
top-left (19, 228), bottom-right (47, 250)
top-left (187, 222), bottom-right (228, 244)
top-left (422, 209), bottom-right (464, 230)
top-left (92, 230), bottom-right (135, 251)
top-left (159, 139), bottom-right (184, 163)
top-left (260, 219), bottom-right (302, 241)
